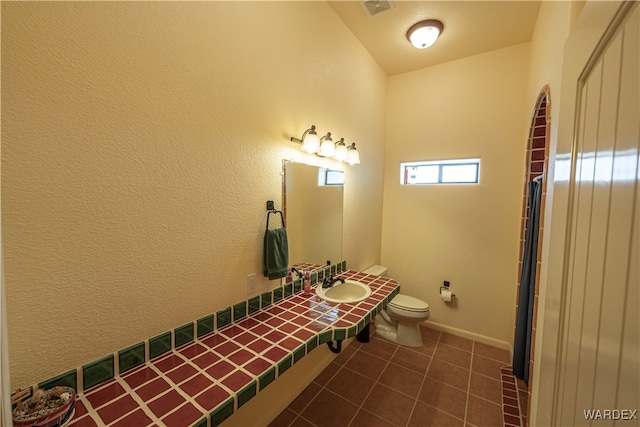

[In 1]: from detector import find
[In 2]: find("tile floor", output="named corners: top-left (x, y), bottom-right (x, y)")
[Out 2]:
top-left (269, 327), bottom-right (518, 427)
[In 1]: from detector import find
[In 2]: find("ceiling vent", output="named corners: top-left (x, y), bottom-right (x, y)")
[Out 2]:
top-left (362, 0), bottom-right (394, 17)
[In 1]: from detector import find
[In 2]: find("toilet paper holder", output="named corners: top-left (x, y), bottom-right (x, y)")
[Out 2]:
top-left (440, 281), bottom-right (456, 297)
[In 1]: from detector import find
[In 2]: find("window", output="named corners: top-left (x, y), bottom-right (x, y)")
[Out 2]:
top-left (401, 159), bottom-right (480, 185)
top-left (318, 168), bottom-right (344, 186)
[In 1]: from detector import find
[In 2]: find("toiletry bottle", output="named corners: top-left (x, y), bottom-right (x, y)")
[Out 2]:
top-left (303, 270), bottom-right (311, 296)
top-left (286, 268), bottom-right (292, 284)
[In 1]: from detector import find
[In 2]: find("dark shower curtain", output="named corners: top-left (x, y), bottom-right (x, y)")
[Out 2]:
top-left (513, 179), bottom-right (542, 384)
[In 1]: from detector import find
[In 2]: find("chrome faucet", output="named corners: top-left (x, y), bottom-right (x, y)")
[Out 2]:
top-left (290, 268), bottom-right (303, 280)
top-left (322, 275), bottom-right (345, 289)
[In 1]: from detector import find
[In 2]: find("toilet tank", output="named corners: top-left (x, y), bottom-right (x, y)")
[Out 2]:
top-left (362, 265), bottom-right (388, 276)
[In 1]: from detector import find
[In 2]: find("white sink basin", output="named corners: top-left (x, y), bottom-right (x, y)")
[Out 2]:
top-left (316, 280), bottom-right (372, 303)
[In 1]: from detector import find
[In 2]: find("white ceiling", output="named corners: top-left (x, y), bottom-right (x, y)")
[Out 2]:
top-left (328, 0), bottom-right (542, 76)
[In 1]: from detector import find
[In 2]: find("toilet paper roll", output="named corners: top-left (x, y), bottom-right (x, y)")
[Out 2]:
top-left (441, 289), bottom-right (453, 302)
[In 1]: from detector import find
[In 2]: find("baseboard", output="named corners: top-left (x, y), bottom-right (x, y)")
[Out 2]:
top-left (421, 320), bottom-right (513, 360)
top-left (222, 339), bottom-right (353, 426)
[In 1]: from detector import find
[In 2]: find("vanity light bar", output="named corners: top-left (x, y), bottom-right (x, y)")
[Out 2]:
top-left (290, 125), bottom-right (361, 165)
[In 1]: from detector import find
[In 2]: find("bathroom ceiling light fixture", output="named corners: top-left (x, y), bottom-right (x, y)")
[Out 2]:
top-left (406, 19), bottom-right (443, 49)
top-left (290, 126), bottom-right (360, 165)
top-left (291, 125), bottom-right (320, 154)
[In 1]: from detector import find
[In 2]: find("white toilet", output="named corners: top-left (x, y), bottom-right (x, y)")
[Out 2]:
top-left (363, 265), bottom-right (430, 347)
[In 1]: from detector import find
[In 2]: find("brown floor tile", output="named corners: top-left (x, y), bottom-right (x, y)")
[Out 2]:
top-left (363, 384), bottom-right (415, 426)
top-left (420, 327), bottom-right (442, 342)
top-left (349, 409), bottom-right (396, 427)
top-left (439, 333), bottom-right (473, 352)
top-left (471, 354), bottom-right (505, 380)
top-left (378, 362), bottom-right (424, 398)
top-left (473, 342), bottom-right (510, 363)
top-left (433, 344), bottom-right (472, 370)
top-left (290, 416), bottom-right (315, 427)
top-left (344, 350), bottom-right (387, 381)
top-left (391, 347), bottom-right (431, 374)
top-left (409, 401), bottom-right (464, 427)
top-left (419, 377), bottom-right (467, 420)
top-left (426, 359), bottom-right (470, 391)
top-left (289, 382), bottom-right (322, 414)
top-left (268, 408), bottom-right (297, 427)
top-left (301, 389), bottom-right (358, 427)
top-left (411, 337), bottom-right (437, 357)
top-left (466, 395), bottom-right (503, 427)
top-left (469, 372), bottom-right (502, 404)
top-left (313, 362), bottom-right (340, 387)
top-left (326, 367), bottom-right (375, 405)
top-left (334, 345), bottom-right (357, 366)
top-left (358, 337), bottom-right (398, 361)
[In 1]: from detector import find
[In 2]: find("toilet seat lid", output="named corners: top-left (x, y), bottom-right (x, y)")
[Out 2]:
top-left (388, 294), bottom-right (429, 312)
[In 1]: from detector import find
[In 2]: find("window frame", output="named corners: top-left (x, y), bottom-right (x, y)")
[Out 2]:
top-left (400, 158), bottom-right (480, 185)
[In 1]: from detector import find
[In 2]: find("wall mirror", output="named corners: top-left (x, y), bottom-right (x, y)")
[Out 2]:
top-left (282, 160), bottom-right (343, 268)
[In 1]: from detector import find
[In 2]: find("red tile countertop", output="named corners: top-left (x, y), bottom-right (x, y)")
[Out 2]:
top-left (66, 270), bottom-right (400, 427)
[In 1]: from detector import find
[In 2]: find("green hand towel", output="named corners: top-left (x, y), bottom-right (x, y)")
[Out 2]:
top-left (263, 227), bottom-right (289, 280)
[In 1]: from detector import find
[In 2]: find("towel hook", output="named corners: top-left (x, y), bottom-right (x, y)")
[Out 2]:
top-left (266, 200), bottom-right (285, 230)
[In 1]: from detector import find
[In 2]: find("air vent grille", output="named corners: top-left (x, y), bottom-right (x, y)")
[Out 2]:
top-left (362, 0), bottom-right (393, 17)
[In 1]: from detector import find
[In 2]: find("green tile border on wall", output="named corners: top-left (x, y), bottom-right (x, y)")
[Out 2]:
top-left (283, 282), bottom-right (293, 297)
top-left (197, 315), bottom-right (215, 338)
top-left (175, 323), bottom-right (194, 348)
top-left (39, 369), bottom-right (77, 391)
top-left (217, 307), bottom-right (232, 330)
top-left (261, 291), bottom-right (272, 308)
top-left (149, 331), bottom-right (172, 360)
top-left (248, 296), bottom-right (260, 315)
top-left (233, 302), bottom-right (247, 322)
top-left (211, 397), bottom-right (234, 427)
top-left (83, 355), bottom-right (114, 391)
top-left (273, 287), bottom-right (283, 302)
top-left (118, 342), bottom-right (145, 374)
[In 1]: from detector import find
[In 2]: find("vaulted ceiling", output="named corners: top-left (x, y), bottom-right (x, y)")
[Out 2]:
top-left (328, 1), bottom-right (541, 75)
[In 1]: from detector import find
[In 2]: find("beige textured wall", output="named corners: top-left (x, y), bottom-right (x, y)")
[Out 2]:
top-left (1, 1), bottom-right (386, 389)
top-left (381, 43), bottom-right (530, 344)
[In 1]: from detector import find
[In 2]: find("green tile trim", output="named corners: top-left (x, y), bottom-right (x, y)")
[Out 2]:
top-left (273, 287), bottom-right (283, 302)
top-left (277, 355), bottom-right (292, 376)
top-left (210, 397), bottom-right (234, 427)
top-left (39, 369), bottom-right (77, 391)
top-left (283, 282), bottom-right (293, 297)
top-left (310, 272), bottom-right (318, 284)
top-left (248, 296), bottom-right (260, 315)
top-left (175, 323), bottom-right (195, 348)
top-left (334, 329), bottom-right (346, 341)
top-left (149, 331), bottom-right (172, 360)
top-left (318, 330), bottom-right (333, 345)
top-left (192, 418), bottom-right (207, 427)
top-left (259, 366), bottom-right (276, 391)
top-left (293, 344), bottom-right (306, 364)
top-left (83, 355), bottom-right (114, 391)
top-left (306, 336), bottom-right (318, 353)
top-left (216, 307), bottom-right (232, 330)
top-left (197, 315), bottom-right (214, 338)
top-left (347, 325), bottom-right (357, 338)
top-left (118, 342), bottom-right (145, 374)
top-left (293, 279), bottom-right (302, 293)
top-left (233, 302), bottom-right (247, 322)
top-left (317, 269), bottom-right (325, 281)
top-left (237, 380), bottom-right (257, 408)
top-left (261, 291), bottom-right (272, 308)
top-left (357, 319), bottom-right (365, 334)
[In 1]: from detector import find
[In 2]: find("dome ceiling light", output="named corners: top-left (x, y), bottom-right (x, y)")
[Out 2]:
top-left (406, 19), bottom-right (444, 49)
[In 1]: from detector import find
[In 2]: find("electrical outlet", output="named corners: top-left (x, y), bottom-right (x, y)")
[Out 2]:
top-left (247, 273), bottom-right (257, 294)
